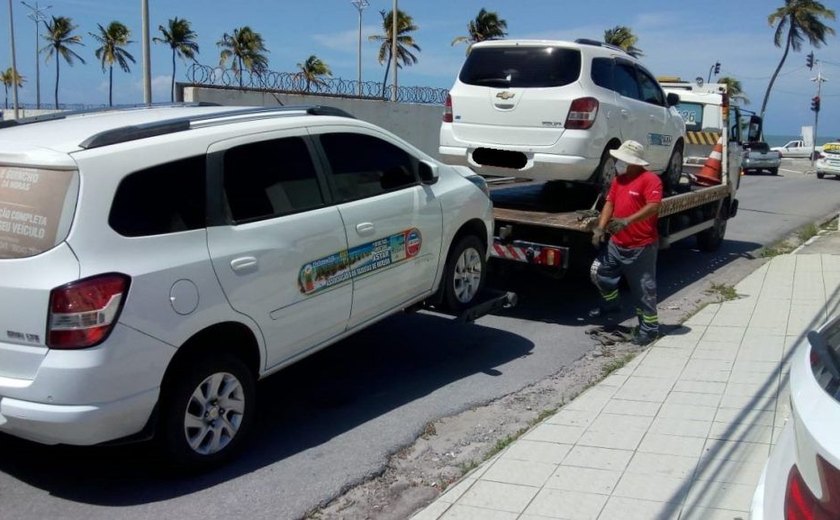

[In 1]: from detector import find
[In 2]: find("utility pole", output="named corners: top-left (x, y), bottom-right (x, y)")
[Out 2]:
top-left (391, 0), bottom-right (397, 102)
top-left (810, 60), bottom-right (826, 168)
top-left (21, 1), bottom-right (51, 110)
top-left (350, 0), bottom-right (368, 97)
top-left (7, 0), bottom-right (20, 118)
top-left (141, 0), bottom-right (151, 105)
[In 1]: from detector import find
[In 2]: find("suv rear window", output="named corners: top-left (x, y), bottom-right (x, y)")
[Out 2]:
top-left (745, 142), bottom-right (770, 153)
top-left (0, 166), bottom-right (76, 259)
top-left (459, 46), bottom-right (581, 88)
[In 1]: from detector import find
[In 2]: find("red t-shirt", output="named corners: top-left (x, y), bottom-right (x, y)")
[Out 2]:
top-left (606, 171), bottom-right (663, 248)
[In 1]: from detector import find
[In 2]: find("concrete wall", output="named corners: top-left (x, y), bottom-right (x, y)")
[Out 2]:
top-left (183, 86), bottom-right (444, 158)
top-left (0, 108), bottom-right (62, 120)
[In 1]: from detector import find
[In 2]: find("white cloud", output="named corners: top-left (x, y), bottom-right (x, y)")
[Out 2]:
top-left (313, 25), bottom-right (381, 52)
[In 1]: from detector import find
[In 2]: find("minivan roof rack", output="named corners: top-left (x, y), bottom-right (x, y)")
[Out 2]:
top-left (78, 104), bottom-right (355, 150)
top-left (0, 102), bottom-right (222, 130)
top-left (574, 38), bottom-right (628, 55)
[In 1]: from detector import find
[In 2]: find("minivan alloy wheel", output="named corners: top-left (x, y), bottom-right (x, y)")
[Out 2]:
top-left (453, 247), bottom-right (483, 304)
top-left (184, 371), bottom-right (246, 455)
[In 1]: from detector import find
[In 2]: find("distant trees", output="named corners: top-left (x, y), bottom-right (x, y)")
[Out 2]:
top-left (719, 76), bottom-right (750, 105)
top-left (370, 9), bottom-right (421, 97)
top-left (90, 21), bottom-right (135, 106)
top-left (603, 26), bottom-right (643, 58)
top-left (451, 8), bottom-right (507, 52)
top-left (1, 68), bottom-right (26, 109)
top-left (41, 16), bottom-right (85, 108)
top-left (296, 55), bottom-right (332, 92)
top-left (218, 26), bottom-right (269, 88)
top-left (154, 17), bottom-right (200, 102)
top-left (760, 0), bottom-right (836, 119)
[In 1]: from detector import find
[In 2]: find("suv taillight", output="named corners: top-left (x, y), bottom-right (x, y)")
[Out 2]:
top-left (48, 273), bottom-right (131, 349)
top-left (443, 94), bottom-right (453, 123)
top-left (565, 97), bottom-right (599, 130)
top-left (785, 457), bottom-right (840, 520)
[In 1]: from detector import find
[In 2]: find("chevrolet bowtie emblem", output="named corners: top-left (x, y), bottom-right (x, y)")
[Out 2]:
top-left (496, 91), bottom-right (515, 100)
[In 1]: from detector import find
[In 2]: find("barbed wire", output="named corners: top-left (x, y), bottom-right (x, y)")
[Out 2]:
top-left (185, 63), bottom-right (448, 105)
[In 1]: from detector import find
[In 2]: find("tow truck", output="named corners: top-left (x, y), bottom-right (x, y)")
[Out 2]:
top-left (487, 80), bottom-right (762, 276)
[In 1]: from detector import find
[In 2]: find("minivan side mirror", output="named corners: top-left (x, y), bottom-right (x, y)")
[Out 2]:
top-left (419, 160), bottom-right (439, 185)
top-left (666, 93), bottom-right (680, 107)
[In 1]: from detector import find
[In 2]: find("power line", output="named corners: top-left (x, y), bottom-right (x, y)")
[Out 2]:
top-left (722, 64), bottom-right (808, 81)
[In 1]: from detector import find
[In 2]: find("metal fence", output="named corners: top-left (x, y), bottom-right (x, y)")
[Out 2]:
top-left (185, 63), bottom-right (448, 105)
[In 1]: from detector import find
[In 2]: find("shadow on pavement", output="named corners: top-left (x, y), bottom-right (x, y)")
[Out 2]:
top-left (0, 313), bottom-right (534, 505)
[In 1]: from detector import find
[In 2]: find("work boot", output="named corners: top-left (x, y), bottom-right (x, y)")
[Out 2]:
top-left (633, 330), bottom-right (658, 346)
top-left (588, 304), bottom-right (621, 319)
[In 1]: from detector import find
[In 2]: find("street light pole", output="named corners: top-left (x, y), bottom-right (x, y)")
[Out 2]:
top-left (7, 0), bottom-right (20, 118)
top-left (21, 1), bottom-right (51, 110)
top-left (350, 0), bottom-right (368, 97)
top-left (141, 0), bottom-right (151, 105)
top-left (391, 0), bottom-right (397, 102)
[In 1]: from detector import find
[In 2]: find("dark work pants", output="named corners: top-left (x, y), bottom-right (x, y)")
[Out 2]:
top-left (590, 241), bottom-right (659, 336)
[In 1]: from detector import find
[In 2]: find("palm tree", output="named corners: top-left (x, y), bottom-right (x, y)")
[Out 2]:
top-left (451, 8), bottom-right (507, 53)
top-left (719, 76), bottom-right (750, 105)
top-left (369, 9), bottom-right (421, 98)
top-left (296, 55), bottom-right (332, 92)
top-left (604, 26), bottom-right (643, 58)
top-left (760, 0), bottom-right (835, 120)
top-left (41, 16), bottom-right (85, 109)
top-left (90, 21), bottom-right (135, 107)
top-left (1, 68), bottom-right (26, 109)
top-left (217, 26), bottom-right (269, 88)
top-left (154, 17), bottom-right (200, 102)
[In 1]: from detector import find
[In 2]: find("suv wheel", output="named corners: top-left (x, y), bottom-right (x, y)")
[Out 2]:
top-left (595, 146), bottom-right (619, 197)
top-left (160, 354), bottom-right (256, 469)
top-left (441, 235), bottom-right (486, 312)
top-left (663, 146), bottom-right (684, 193)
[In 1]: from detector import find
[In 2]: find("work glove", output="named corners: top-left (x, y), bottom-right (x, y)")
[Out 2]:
top-left (606, 218), bottom-right (630, 234)
top-left (591, 227), bottom-right (606, 248)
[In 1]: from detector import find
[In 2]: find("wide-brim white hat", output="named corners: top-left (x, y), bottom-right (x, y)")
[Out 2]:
top-left (609, 140), bottom-right (650, 167)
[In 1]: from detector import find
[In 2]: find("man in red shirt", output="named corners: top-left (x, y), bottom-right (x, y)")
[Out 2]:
top-left (589, 140), bottom-right (663, 345)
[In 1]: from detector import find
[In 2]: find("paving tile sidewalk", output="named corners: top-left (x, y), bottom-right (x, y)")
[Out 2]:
top-left (414, 244), bottom-right (840, 519)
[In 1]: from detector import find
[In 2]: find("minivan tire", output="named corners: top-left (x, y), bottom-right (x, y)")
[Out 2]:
top-left (441, 235), bottom-right (486, 312)
top-left (159, 353), bottom-right (256, 470)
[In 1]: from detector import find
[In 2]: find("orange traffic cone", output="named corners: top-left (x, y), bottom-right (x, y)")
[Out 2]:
top-left (694, 137), bottom-right (723, 187)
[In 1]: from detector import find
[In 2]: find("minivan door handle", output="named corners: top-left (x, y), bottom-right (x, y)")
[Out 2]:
top-left (356, 222), bottom-right (375, 236)
top-left (230, 256), bottom-right (258, 273)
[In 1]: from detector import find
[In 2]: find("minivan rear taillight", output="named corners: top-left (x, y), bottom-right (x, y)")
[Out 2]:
top-left (565, 97), bottom-right (599, 130)
top-left (48, 273), bottom-right (131, 349)
top-left (443, 94), bottom-right (454, 123)
top-left (785, 457), bottom-right (840, 520)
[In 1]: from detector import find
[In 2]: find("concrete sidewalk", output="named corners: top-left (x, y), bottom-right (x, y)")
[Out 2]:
top-left (414, 235), bottom-right (840, 519)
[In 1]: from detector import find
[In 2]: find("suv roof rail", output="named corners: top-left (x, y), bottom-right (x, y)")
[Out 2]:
top-left (574, 38), bottom-right (628, 55)
top-left (78, 104), bottom-right (355, 150)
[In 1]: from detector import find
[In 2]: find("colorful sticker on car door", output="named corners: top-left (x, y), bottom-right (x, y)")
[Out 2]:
top-left (298, 228), bottom-right (423, 295)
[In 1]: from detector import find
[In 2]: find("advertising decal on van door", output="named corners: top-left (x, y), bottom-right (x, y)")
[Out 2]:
top-left (0, 167), bottom-right (74, 259)
top-left (299, 228), bottom-right (422, 295)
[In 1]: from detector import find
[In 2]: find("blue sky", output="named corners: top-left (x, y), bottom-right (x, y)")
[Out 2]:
top-left (3, 0), bottom-right (839, 136)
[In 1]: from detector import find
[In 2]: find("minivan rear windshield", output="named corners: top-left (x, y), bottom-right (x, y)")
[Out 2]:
top-left (0, 166), bottom-right (76, 259)
top-left (459, 46), bottom-right (582, 88)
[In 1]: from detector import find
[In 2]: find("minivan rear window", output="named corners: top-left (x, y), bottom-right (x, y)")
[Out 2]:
top-left (0, 166), bottom-right (76, 259)
top-left (459, 46), bottom-right (581, 88)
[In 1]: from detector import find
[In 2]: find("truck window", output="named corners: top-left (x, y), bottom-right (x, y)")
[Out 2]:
top-left (675, 102), bottom-right (704, 132)
top-left (459, 46), bottom-right (581, 88)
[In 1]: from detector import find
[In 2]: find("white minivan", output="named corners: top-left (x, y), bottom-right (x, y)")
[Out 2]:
top-left (440, 39), bottom-right (686, 193)
top-left (0, 105), bottom-right (493, 468)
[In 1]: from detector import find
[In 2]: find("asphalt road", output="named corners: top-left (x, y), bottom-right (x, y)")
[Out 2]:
top-left (1, 160), bottom-right (838, 520)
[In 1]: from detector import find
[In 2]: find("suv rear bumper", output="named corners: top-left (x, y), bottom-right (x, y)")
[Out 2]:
top-left (0, 387), bottom-right (158, 445)
top-left (440, 145), bottom-right (598, 181)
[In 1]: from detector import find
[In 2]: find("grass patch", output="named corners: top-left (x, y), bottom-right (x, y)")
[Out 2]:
top-left (820, 217), bottom-right (839, 231)
top-left (601, 353), bottom-right (636, 378)
top-left (760, 241), bottom-right (795, 258)
top-left (798, 223), bottom-right (819, 243)
top-left (706, 283), bottom-right (739, 302)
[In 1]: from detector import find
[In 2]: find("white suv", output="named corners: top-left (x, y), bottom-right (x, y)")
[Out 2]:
top-left (0, 105), bottom-right (493, 467)
top-left (440, 39), bottom-right (686, 192)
